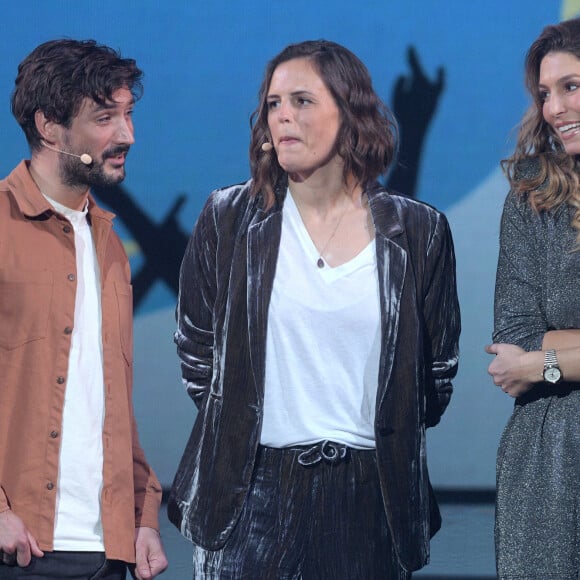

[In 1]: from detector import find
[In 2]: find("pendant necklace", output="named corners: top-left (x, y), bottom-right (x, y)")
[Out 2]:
top-left (316, 200), bottom-right (350, 268)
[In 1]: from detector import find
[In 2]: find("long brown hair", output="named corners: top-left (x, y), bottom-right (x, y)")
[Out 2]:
top-left (249, 40), bottom-right (398, 209)
top-left (502, 18), bottom-right (580, 235)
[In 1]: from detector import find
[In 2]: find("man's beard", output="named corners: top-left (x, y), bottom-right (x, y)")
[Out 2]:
top-left (59, 145), bottom-right (130, 188)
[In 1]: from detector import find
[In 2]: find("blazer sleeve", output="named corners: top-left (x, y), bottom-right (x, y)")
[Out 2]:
top-left (174, 194), bottom-right (218, 407)
top-left (492, 190), bottom-right (546, 351)
top-left (423, 211), bottom-right (461, 427)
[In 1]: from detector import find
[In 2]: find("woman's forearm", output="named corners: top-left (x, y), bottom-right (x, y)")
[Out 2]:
top-left (553, 347), bottom-right (580, 382)
top-left (486, 343), bottom-right (580, 397)
top-left (541, 331), bottom-right (580, 382)
top-left (542, 329), bottom-right (580, 350)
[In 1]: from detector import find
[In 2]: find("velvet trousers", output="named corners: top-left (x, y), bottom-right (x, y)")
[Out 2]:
top-left (191, 442), bottom-right (411, 579)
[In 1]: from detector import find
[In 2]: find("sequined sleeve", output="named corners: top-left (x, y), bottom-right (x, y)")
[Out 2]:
top-left (493, 190), bottom-right (547, 351)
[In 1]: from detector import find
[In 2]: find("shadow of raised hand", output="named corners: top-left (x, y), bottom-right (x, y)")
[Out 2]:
top-left (388, 46), bottom-right (446, 198)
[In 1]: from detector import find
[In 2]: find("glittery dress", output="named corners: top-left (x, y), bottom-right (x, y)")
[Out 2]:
top-left (493, 186), bottom-right (580, 579)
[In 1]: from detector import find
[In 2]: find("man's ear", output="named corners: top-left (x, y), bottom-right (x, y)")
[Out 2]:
top-left (35, 110), bottom-right (59, 144)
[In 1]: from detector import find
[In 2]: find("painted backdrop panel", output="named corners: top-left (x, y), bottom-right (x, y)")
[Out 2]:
top-left (0, 0), bottom-right (568, 487)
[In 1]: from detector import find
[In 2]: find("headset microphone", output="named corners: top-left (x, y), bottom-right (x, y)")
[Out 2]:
top-left (41, 140), bottom-right (93, 165)
top-left (261, 142), bottom-right (273, 152)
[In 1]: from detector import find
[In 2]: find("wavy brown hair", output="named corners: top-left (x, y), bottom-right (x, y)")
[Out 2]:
top-left (502, 18), bottom-right (580, 236)
top-left (249, 40), bottom-right (398, 209)
top-left (12, 39), bottom-right (143, 151)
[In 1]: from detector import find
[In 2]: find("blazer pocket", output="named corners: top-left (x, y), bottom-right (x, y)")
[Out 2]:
top-left (0, 269), bottom-right (53, 350)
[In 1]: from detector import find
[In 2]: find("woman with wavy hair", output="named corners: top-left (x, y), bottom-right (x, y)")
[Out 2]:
top-left (486, 18), bottom-right (580, 580)
top-left (169, 40), bottom-right (460, 578)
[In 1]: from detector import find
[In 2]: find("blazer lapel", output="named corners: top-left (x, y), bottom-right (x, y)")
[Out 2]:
top-left (247, 208), bottom-right (282, 402)
top-left (369, 190), bottom-right (407, 410)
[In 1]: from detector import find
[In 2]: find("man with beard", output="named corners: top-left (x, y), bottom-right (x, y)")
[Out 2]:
top-left (0, 40), bottom-right (168, 579)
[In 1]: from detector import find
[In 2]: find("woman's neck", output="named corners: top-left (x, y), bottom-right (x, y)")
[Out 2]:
top-left (288, 172), bottom-right (363, 215)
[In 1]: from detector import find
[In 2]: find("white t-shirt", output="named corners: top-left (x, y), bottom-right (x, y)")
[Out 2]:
top-left (260, 191), bottom-right (381, 449)
top-left (45, 196), bottom-right (105, 551)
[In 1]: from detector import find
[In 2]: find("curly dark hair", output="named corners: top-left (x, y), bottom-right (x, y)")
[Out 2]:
top-left (502, 18), bottom-right (580, 236)
top-left (249, 40), bottom-right (398, 209)
top-left (11, 38), bottom-right (143, 151)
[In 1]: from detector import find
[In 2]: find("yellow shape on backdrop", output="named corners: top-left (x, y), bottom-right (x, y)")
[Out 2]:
top-left (562, 0), bottom-right (580, 19)
top-left (123, 239), bottom-right (141, 258)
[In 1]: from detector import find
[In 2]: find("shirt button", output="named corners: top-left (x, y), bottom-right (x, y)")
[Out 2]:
top-left (63, 225), bottom-right (72, 234)
top-left (64, 326), bottom-right (73, 335)
top-left (67, 273), bottom-right (75, 282)
top-left (46, 482), bottom-right (54, 490)
top-left (50, 430), bottom-right (59, 438)
top-left (56, 376), bottom-right (65, 384)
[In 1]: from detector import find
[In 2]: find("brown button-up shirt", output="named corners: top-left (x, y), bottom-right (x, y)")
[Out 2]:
top-left (0, 161), bottom-right (162, 563)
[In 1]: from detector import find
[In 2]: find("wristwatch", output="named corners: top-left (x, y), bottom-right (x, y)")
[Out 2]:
top-left (543, 349), bottom-right (563, 384)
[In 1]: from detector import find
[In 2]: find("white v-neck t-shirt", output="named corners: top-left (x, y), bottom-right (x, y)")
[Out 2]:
top-left (261, 191), bottom-right (381, 449)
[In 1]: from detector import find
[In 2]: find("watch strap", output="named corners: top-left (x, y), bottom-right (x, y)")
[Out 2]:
top-left (544, 348), bottom-right (559, 368)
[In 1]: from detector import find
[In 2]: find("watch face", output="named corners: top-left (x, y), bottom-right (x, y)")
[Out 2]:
top-left (544, 366), bottom-right (562, 384)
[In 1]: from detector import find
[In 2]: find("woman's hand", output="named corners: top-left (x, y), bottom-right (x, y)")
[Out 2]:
top-left (485, 343), bottom-right (543, 398)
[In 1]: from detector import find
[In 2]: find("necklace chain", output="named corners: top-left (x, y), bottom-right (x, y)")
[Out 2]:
top-left (316, 200), bottom-right (350, 268)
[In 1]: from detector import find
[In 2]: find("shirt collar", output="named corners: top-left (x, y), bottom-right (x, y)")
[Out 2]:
top-left (42, 193), bottom-right (89, 226)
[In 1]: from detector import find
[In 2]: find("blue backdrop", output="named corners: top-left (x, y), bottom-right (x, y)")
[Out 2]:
top-left (0, 0), bottom-right (571, 488)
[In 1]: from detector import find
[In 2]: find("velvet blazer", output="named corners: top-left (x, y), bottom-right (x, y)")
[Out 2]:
top-left (168, 179), bottom-right (460, 572)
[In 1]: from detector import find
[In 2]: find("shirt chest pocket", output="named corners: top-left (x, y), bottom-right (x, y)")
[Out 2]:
top-left (0, 269), bottom-right (53, 350)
